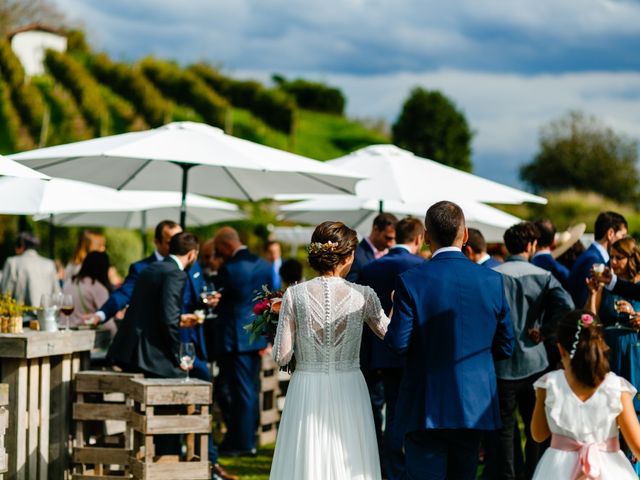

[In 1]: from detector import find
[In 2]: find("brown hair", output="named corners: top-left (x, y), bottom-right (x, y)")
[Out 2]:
top-left (556, 310), bottom-right (609, 388)
top-left (611, 236), bottom-right (640, 280)
top-left (308, 221), bottom-right (358, 273)
top-left (71, 230), bottom-right (106, 265)
top-left (425, 201), bottom-right (465, 247)
top-left (395, 217), bottom-right (424, 244)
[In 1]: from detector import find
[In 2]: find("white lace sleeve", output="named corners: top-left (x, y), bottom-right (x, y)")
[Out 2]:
top-left (272, 287), bottom-right (296, 366)
top-left (363, 286), bottom-right (390, 340)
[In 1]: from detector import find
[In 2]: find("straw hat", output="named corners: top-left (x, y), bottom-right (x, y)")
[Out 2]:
top-left (551, 223), bottom-right (587, 259)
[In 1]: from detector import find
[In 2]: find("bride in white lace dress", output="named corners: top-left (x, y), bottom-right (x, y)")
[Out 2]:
top-left (270, 221), bottom-right (390, 480)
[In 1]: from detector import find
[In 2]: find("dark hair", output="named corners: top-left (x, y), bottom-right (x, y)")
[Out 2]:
top-left (308, 221), bottom-right (358, 273)
top-left (466, 228), bottom-right (486, 254)
top-left (263, 240), bottom-right (280, 252)
top-left (154, 220), bottom-right (180, 241)
top-left (557, 240), bottom-right (586, 270)
top-left (611, 237), bottom-right (640, 279)
top-left (503, 222), bottom-right (540, 255)
top-left (73, 251), bottom-right (113, 292)
top-left (534, 219), bottom-right (556, 248)
top-left (425, 201), bottom-right (465, 247)
top-left (372, 212), bottom-right (398, 231)
top-left (15, 232), bottom-right (39, 250)
top-left (169, 232), bottom-right (199, 256)
top-left (594, 211), bottom-right (627, 241)
top-left (395, 217), bottom-right (424, 244)
top-left (556, 310), bottom-right (609, 388)
top-left (280, 258), bottom-right (303, 285)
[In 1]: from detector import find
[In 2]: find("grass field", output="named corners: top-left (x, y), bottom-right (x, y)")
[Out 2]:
top-left (218, 445), bottom-right (274, 480)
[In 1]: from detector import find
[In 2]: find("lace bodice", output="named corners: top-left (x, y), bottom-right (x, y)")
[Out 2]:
top-left (272, 276), bottom-right (389, 373)
top-left (534, 370), bottom-right (637, 443)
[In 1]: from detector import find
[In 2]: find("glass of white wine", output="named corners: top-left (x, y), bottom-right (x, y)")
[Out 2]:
top-left (179, 342), bottom-right (196, 382)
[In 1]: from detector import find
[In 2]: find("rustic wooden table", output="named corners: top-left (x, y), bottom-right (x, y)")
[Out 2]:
top-left (0, 329), bottom-right (95, 480)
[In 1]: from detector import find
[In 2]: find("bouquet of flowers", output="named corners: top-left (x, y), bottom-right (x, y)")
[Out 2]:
top-left (245, 285), bottom-right (295, 372)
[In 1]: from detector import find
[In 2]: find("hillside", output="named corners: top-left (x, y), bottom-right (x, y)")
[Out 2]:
top-left (0, 30), bottom-right (388, 160)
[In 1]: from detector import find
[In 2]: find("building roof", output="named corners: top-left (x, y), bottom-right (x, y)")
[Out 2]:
top-left (8, 23), bottom-right (64, 39)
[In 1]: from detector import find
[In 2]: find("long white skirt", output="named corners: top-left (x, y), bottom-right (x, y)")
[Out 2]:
top-left (269, 369), bottom-right (382, 480)
top-left (532, 447), bottom-right (637, 479)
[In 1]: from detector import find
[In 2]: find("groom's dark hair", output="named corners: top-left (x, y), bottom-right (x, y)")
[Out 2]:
top-left (425, 201), bottom-right (465, 247)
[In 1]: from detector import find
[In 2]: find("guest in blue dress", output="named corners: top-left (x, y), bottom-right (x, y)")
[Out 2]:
top-left (587, 236), bottom-right (640, 473)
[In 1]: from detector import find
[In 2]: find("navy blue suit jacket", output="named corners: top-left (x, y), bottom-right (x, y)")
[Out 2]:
top-left (385, 250), bottom-right (513, 436)
top-left (482, 257), bottom-right (502, 269)
top-left (532, 252), bottom-right (570, 289)
top-left (358, 247), bottom-right (425, 369)
top-left (568, 243), bottom-right (605, 307)
top-left (212, 249), bottom-right (273, 355)
top-left (346, 238), bottom-right (376, 283)
top-left (100, 254), bottom-right (156, 320)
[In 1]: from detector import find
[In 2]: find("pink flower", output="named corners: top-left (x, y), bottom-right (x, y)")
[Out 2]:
top-left (581, 314), bottom-right (594, 326)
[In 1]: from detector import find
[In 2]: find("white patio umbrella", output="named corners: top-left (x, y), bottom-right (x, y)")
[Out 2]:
top-left (36, 190), bottom-right (244, 228)
top-left (324, 144), bottom-right (546, 206)
top-left (280, 195), bottom-right (520, 242)
top-left (9, 121), bottom-right (363, 227)
top-left (0, 153), bottom-right (49, 179)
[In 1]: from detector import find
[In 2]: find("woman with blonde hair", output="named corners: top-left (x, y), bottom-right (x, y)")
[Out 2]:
top-left (64, 230), bottom-right (106, 284)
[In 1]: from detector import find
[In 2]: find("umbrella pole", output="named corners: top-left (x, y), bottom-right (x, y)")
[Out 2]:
top-left (379, 200), bottom-right (384, 213)
top-left (49, 214), bottom-right (55, 258)
top-left (141, 210), bottom-right (148, 255)
top-left (179, 163), bottom-right (193, 229)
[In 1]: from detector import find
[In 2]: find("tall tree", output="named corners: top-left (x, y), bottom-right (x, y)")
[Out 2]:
top-left (392, 87), bottom-right (473, 172)
top-left (520, 111), bottom-right (640, 204)
top-left (0, 0), bottom-right (64, 36)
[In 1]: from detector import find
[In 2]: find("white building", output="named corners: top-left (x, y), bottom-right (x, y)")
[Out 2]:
top-left (9, 24), bottom-right (67, 77)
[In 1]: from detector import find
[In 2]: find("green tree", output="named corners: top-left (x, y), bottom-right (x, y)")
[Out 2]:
top-left (392, 87), bottom-right (473, 172)
top-left (520, 111), bottom-right (640, 204)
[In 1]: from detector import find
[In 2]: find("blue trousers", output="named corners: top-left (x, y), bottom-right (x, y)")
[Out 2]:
top-left (382, 369), bottom-right (404, 480)
top-left (404, 429), bottom-right (482, 480)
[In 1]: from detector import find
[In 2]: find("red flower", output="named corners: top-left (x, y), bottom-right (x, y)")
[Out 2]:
top-left (252, 299), bottom-right (270, 315)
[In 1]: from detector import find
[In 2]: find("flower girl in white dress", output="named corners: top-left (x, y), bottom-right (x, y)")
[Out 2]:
top-left (269, 221), bottom-right (389, 480)
top-left (531, 310), bottom-right (640, 479)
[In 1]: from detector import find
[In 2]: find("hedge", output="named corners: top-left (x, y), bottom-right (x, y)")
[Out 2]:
top-left (276, 77), bottom-right (345, 115)
top-left (140, 57), bottom-right (228, 128)
top-left (0, 77), bottom-right (35, 152)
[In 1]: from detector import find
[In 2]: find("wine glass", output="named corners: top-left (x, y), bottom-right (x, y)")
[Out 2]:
top-left (59, 294), bottom-right (74, 332)
top-left (179, 342), bottom-right (196, 382)
top-left (200, 285), bottom-right (222, 319)
top-left (51, 292), bottom-right (64, 330)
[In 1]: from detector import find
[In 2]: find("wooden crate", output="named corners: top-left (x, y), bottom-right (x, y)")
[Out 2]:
top-left (0, 384), bottom-right (8, 479)
top-left (71, 371), bottom-right (143, 479)
top-left (258, 355), bottom-right (281, 446)
top-left (128, 379), bottom-right (212, 480)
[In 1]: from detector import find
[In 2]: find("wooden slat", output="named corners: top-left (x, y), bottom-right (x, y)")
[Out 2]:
top-left (0, 409), bottom-right (7, 432)
top-left (75, 372), bottom-right (142, 395)
top-left (0, 330), bottom-right (95, 359)
top-left (258, 428), bottom-right (277, 446)
top-left (27, 360), bottom-right (39, 479)
top-left (48, 354), bottom-right (72, 479)
top-left (38, 357), bottom-right (50, 480)
top-left (0, 385), bottom-right (8, 406)
top-left (73, 446), bottom-right (130, 465)
top-left (260, 409), bottom-right (279, 425)
top-left (1, 358), bottom-right (28, 480)
top-left (73, 403), bottom-right (131, 422)
top-left (130, 413), bottom-right (211, 435)
top-left (260, 375), bottom-right (279, 391)
top-left (130, 457), bottom-right (209, 480)
top-left (128, 379), bottom-right (211, 405)
top-left (72, 475), bottom-right (128, 480)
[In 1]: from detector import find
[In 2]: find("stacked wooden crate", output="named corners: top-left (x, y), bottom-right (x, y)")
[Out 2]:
top-left (0, 384), bottom-right (8, 479)
top-left (258, 355), bottom-right (281, 446)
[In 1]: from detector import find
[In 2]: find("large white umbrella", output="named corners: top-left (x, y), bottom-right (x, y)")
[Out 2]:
top-left (0, 153), bottom-right (49, 179)
top-left (9, 121), bottom-right (363, 227)
top-left (36, 190), bottom-right (244, 228)
top-left (280, 195), bottom-right (520, 242)
top-left (325, 144), bottom-right (546, 206)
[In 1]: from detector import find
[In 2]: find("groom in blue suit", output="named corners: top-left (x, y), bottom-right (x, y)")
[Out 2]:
top-left (386, 201), bottom-right (514, 480)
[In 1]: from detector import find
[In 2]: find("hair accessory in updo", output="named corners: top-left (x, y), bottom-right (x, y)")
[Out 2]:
top-left (570, 313), bottom-right (595, 359)
top-left (308, 240), bottom-right (337, 254)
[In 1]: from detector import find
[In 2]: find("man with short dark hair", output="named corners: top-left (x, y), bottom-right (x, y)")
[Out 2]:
top-left (568, 211), bottom-right (627, 306)
top-left (359, 217), bottom-right (425, 480)
top-left (346, 212), bottom-right (398, 282)
top-left (386, 200), bottom-right (514, 480)
top-left (1, 232), bottom-right (59, 306)
top-left (464, 228), bottom-right (501, 268)
top-left (531, 219), bottom-right (571, 291)
top-left (493, 222), bottom-right (573, 479)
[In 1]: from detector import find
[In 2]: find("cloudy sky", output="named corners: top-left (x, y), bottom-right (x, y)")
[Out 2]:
top-left (52, 0), bottom-right (640, 186)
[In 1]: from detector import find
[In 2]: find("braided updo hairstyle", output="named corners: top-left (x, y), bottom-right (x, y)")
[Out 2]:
top-left (308, 221), bottom-right (358, 274)
top-left (556, 309), bottom-right (610, 388)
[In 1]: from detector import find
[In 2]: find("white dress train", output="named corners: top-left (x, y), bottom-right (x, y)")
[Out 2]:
top-left (269, 276), bottom-right (389, 480)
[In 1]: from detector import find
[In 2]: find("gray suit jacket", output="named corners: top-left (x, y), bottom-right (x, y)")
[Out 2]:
top-left (1, 250), bottom-right (59, 306)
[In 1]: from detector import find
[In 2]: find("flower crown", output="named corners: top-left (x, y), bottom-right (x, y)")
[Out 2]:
top-left (569, 313), bottom-right (595, 359)
top-left (308, 240), bottom-right (338, 254)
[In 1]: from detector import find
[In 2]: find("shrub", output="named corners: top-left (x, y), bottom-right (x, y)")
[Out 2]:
top-left (66, 29), bottom-right (89, 53)
top-left (140, 57), bottom-right (228, 128)
top-left (0, 77), bottom-right (35, 152)
top-left (44, 50), bottom-right (111, 135)
top-left (87, 53), bottom-right (171, 127)
top-left (275, 77), bottom-right (345, 115)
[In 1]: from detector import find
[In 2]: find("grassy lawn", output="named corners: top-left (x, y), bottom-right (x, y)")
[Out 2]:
top-left (218, 444), bottom-right (275, 480)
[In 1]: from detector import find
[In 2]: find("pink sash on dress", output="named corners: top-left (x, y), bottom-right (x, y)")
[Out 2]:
top-left (551, 433), bottom-right (620, 479)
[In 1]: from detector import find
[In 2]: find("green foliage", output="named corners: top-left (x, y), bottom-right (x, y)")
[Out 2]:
top-left (0, 40), bottom-right (46, 141)
top-left (104, 228), bottom-right (143, 277)
top-left (140, 57), bottom-right (228, 128)
top-left (66, 29), bottom-right (89, 53)
top-left (44, 50), bottom-right (111, 136)
top-left (190, 63), bottom-right (295, 133)
top-left (88, 53), bottom-right (171, 127)
top-left (99, 85), bottom-right (148, 133)
top-left (274, 76), bottom-right (345, 115)
top-left (520, 111), bottom-right (640, 205)
top-left (0, 76), bottom-right (35, 152)
top-left (392, 87), bottom-right (473, 172)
